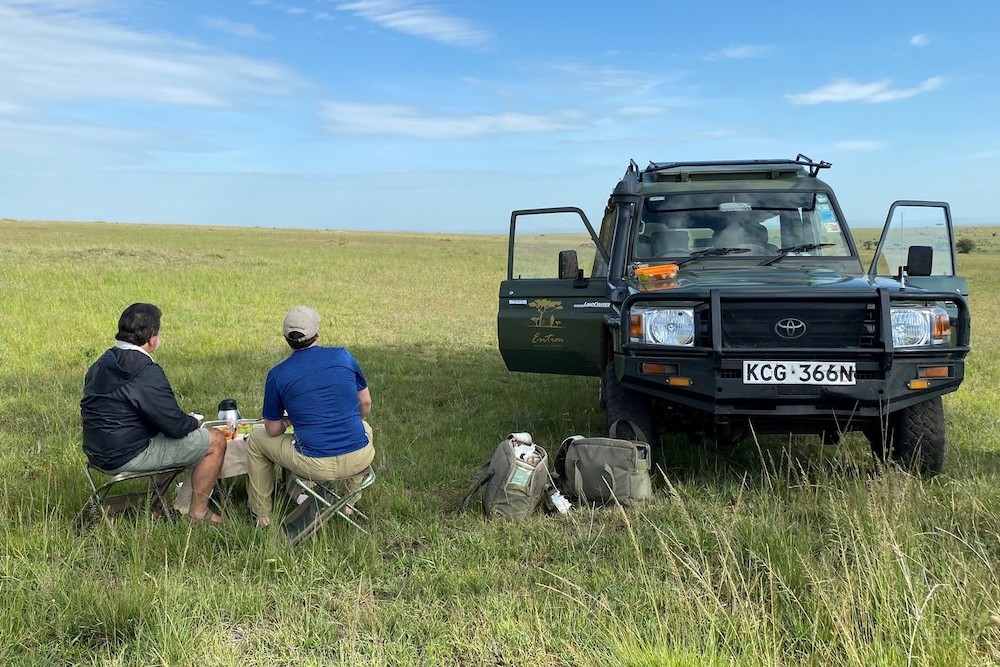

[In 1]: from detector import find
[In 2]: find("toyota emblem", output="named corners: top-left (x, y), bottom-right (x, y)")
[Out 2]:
top-left (775, 317), bottom-right (807, 339)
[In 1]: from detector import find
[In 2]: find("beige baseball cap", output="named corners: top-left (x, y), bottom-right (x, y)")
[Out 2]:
top-left (282, 305), bottom-right (320, 340)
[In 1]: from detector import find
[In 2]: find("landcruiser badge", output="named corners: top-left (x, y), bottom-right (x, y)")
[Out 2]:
top-left (775, 318), bottom-right (807, 339)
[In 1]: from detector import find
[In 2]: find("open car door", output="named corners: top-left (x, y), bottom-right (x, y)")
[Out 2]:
top-left (498, 207), bottom-right (610, 376)
top-left (869, 201), bottom-right (968, 296)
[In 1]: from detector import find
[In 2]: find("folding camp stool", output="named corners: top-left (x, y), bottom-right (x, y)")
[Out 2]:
top-left (282, 466), bottom-right (376, 546)
top-left (79, 463), bottom-right (186, 526)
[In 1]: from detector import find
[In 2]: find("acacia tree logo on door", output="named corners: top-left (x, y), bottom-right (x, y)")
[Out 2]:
top-left (528, 299), bottom-right (562, 328)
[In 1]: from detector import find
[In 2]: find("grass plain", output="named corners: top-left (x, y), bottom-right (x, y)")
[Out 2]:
top-left (1, 219), bottom-right (1000, 666)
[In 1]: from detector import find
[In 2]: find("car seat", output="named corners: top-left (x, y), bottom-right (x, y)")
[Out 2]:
top-left (712, 222), bottom-right (776, 254)
top-left (650, 230), bottom-right (690, 256)
top-left (634, 234), bottom-right (653, 259)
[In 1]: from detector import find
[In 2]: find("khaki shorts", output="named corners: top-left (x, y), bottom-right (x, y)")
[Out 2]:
top-left (111, 428), bottom-right (211, 473)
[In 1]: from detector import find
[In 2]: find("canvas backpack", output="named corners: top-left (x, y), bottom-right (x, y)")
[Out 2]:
top-left (555, 419), bottom-right (653, 507)
top-left (460, 434), bottom-right (551, 522)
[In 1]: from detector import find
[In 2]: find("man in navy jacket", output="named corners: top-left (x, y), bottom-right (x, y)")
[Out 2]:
top-left (81, 303), bottom-right (226, 525)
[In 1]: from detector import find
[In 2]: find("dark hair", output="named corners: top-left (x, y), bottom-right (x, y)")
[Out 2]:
top-left (285, 332), bottom-right (318, 351)
top-left (115, 303), bottom-right (162, 346)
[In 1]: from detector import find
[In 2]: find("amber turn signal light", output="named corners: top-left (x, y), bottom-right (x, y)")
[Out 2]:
top-left (933, 313), bottom-right (951, 340)
top-left (630, 314), bottom-right (643, 339)
top-left (641, 363), bottom-right (678, 375)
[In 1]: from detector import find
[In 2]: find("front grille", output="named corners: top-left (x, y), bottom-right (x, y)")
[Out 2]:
top-left (721, 302), bottom-right (873, 349)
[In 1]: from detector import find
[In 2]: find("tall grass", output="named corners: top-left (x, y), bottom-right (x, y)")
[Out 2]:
top-left (2, 220), bottom-right (999, 665)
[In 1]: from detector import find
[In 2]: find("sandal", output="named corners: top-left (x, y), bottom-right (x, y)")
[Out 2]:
top-left (189, 510), bottom-right (224, 526)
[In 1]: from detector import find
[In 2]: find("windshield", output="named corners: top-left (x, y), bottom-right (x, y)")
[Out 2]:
top-left (630, 191), bottom-right (853, 263)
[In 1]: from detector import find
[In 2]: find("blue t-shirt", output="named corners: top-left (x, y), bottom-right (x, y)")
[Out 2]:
top-left (262, 346), bottom-right (368, 458)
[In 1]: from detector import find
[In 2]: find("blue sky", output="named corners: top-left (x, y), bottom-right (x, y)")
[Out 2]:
top-left (1, 0), bottom-right (997, 233)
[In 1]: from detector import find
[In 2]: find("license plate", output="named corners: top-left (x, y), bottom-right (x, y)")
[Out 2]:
top-left (742, 361), bottom-right (856, 385)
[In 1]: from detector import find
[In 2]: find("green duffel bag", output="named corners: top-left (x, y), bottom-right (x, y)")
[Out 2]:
top-left (460, 434), bottom-right (550, 521)
top-left (556, 419), bottom-right (653, 507)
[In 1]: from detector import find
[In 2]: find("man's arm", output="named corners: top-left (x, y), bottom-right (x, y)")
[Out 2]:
top-left (264, 416), bottom-right (290, 437)
top-left (358, 387), bottom-right (372, 419)
top-left (261, 371), bottom-right (287, 436)
top-left (134, 365), bottom-right (199, 438)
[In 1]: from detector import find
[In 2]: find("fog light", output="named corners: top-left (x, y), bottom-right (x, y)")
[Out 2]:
top-left (907, 379), bottom-right (931, 390)
top-left (918, 366), bottom-right (950, 379)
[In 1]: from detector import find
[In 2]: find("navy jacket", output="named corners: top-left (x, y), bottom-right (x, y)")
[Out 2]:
top-left (81, 347), bottom-right (199, 471)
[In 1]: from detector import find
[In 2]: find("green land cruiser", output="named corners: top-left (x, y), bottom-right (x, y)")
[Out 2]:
top-left (498, 157), bottom-right (970, 473)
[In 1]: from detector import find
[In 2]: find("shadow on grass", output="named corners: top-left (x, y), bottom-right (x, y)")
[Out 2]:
top-left (2, 341), bottom-right (955, 521)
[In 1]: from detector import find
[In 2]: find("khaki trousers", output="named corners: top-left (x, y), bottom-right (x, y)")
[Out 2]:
top-left (247, 420), bottom-right (374, 520)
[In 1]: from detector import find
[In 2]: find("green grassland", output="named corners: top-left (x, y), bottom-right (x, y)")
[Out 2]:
top-left (2, 220), bottom-right (1000, 666)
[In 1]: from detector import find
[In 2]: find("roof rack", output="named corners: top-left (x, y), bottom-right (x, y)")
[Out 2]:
top-left (643, 154), bottom-right (832, 178)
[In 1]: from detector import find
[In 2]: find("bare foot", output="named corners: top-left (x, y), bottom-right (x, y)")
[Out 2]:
top-left (256, 516), bottom-right (272, 527)
top-left (190, 510), bottom-right (223, 526)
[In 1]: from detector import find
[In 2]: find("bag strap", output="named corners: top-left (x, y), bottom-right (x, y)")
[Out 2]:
top-left (609, 419), bottom-right (647, 444)
top-left (572, 460), bottom-right (587, 504)
top-left (459, 462), bottom-right (494, 512)
top-left (602, 462), bottom-right (617, 501)
top-left (554, 435), bottom-right (584, 483)
top-left (573, 461), bottom-right (618, 504)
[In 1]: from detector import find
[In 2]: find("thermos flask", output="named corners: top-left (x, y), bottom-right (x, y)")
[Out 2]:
top-left (217, 398), bottom-right (242, 432)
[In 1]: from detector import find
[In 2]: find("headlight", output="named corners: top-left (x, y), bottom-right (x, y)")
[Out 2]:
top-left (890, 306), bottom-right (950, 347)
top-left (629, 307), bottom-right (695, 346)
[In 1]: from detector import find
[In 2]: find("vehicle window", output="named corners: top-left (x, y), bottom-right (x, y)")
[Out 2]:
top-left (511, 211), bottom-right (598, 279)
top-left (633, 191), bottom-right (853, 260)
top-left (591, 204), bottom-right (615, 277)
top-left (760, 214), bottom-right (780, 248)
top-left (802, 193), bottom-right (851, 254)
top-left (873, 204), bottom-right (954, 277)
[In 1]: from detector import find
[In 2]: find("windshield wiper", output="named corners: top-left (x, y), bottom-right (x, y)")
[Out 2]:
top-left (675, 247), bottom-right (751, 267)
top-left (758, 243), bottom-right (834, 266)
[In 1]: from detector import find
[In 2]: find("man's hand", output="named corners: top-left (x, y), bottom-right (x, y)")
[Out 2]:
top-left (189, 412), bottom-right (204, 426)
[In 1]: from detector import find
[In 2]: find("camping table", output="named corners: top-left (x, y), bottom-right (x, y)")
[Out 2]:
top-left (173, 419), bottom-right (302, 513)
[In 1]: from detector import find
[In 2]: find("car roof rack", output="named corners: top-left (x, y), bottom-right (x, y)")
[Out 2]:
top-left (639, 154), bottom-right (832, 179)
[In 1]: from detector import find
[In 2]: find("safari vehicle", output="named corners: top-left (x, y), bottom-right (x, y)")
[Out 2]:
top-left (498, 156), bottom-right (970, 474)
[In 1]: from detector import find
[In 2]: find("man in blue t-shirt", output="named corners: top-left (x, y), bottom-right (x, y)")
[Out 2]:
top-left (246, 305), bottom-right (374, 527)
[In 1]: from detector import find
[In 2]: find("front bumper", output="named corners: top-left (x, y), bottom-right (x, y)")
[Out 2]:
top-left (614, 287), bottom-right (970, 422)
top-left (618, 353), bottom-right (964, 419)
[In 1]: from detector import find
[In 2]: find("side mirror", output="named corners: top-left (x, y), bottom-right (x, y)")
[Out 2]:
top-left (905, 245), bottom-right (934, 277)
top-left (558, 250), bottom-right (579, 280)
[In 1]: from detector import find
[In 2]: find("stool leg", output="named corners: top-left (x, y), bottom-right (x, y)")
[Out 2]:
top-left (283, 479), bottom-right (370, 545)
top-left (150, 476), bottom-right (173, 523)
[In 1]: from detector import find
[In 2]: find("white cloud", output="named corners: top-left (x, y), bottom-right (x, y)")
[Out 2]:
top-left (547, 62), bottom-right (666, 95)
top-left (0, 3), bottom-right (302, 110)
top-left (202, 16), bottom-right (271, 40)
top-left (705, 44), bottom-right (774, 60)
top-left (834, 140), bottom-right (888, 151)
top-left (786, 77), bottom-right (945, 105)
top-left (336, 0), bottom-right (489, 47)
top-left (910, 33), bottom-right (929, 47)
top-left (319, 101), bottom-right (582, 138)
top-left (618, 106), bottom-right (664, 117)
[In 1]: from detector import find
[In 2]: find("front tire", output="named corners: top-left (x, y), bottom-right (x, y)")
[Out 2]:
top-left (602, 360), bottom-right (657, 445)
top-left (867, 397), bottom-right (946, 475)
